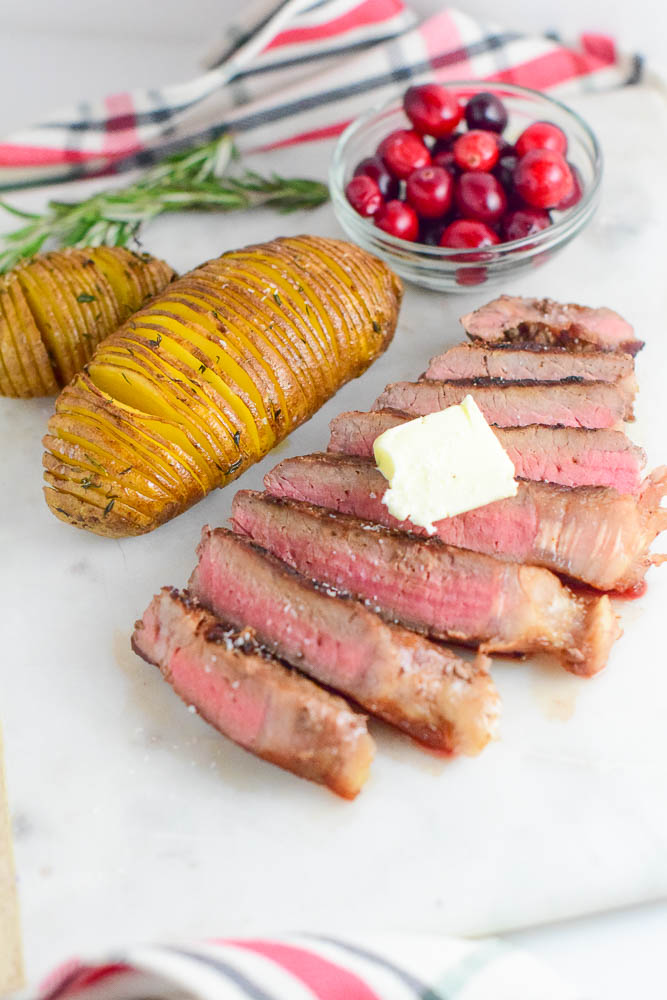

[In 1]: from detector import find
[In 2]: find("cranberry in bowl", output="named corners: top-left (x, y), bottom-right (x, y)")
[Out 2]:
top-left (329, 81), bottom-right (602, 292)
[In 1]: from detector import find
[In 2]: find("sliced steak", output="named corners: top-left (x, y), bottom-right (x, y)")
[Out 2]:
top-left (424, 342), bottom-right (636, 385)
top-left (132, 587), bottom-right (374, 799)
top-left (328, 409), bottom-right (646, 494)
top-left (189, 527), bottom-right (499, 755)
top-left (266, 454), bottom-right (667, 592)
top-left (373, 379), bottom-right (633, 428)
top-left (231, 492), bottom-right (621, 676)
top-left (461, 295), bottom-right (643, 355)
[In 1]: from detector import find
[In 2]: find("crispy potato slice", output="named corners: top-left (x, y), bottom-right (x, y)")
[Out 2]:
top-left (6, 277), bottom-right (58, 394)
top-left (215, 253), bottom-right (340, 389)
top-left (0, 281), bottom-right (33, 396)
top-left (0, 281), bottom-right (40, 396)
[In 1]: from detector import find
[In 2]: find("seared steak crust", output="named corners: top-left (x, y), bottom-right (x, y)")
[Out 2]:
top-left (265, 453), bottom-right (667, 592)
top-left (461, 295), bottom-right (643, 355)
top-left (132, 587), bottom-right (374, 798)
top-left (189, 527), bottom-right (500, 755)
top-left (231, 491), bottom-right (621, 676)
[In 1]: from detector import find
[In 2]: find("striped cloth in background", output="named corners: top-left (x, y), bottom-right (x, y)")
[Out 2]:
top-left (37, 933), bottom-right (580, 1000)
top-left (0, 0), bottom-right (642, 190)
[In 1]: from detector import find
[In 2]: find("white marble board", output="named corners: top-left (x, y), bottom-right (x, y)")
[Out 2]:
top-left (2, 85), bottom-right (667, 982)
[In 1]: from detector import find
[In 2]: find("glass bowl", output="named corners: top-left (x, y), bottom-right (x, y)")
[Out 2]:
top-left (329, 81), bottom-right (602, 292)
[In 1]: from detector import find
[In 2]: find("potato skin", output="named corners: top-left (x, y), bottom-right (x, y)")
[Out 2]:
top-left (43, 236), bottom-right (403, 537)
top-left (0, 247), bottom-right (175, 397)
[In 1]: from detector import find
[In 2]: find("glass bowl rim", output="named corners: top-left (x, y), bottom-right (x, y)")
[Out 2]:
top-left (329, 81), bottom-right (603, 258)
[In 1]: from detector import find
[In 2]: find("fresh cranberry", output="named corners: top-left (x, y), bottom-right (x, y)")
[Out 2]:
top-left (439, 219), bottom-right (500, 249)
top-left (345, 175), bottom-right (383, 217)
top-left (513, 149), bottom-right (574, 209)
top-left (375, 200), bottom-right (420, 241)
top-left (503, 207), bottom-right (552, 241)
top-left (494, 153), bottom-right (519, 192)
top-left (377, 129), bottom-right (431, 180)
top-left (455, 172), bottom-right (507, 226)
top-left (464, 92), bottom-right (508, 133)
top-left (432, 148), bottom-right (459, 175)
top-left (353, 155), bottom-right (399, 199)
top-left (554, 163), bottom-right (583, 210)
top-left (515, 121), bottom-right (568, 158)
top-left (403, 83), bottom-right (463, 138)
top-left (406, 165), bottom-right (453, 219)
top-left (453, 130), bottom-right (499, 172)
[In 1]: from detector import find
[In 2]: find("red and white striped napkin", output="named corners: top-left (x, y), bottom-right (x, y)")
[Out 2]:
top-left (36, 933), bottom-right (580, 1000)
top-left (0, 0), bottom-right (641, 190)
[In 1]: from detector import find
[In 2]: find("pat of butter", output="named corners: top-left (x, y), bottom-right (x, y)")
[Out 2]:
top-left (373, 394), bottom-right (517, 533)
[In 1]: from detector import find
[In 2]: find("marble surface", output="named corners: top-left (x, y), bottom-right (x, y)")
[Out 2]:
top-left (2, 84), bottom-right (667, 988)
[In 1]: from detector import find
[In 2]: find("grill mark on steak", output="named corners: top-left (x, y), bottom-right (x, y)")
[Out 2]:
top-left (231, 491), bottom-right (621, 676)
top-left (328, 409), bottom-right (646, 494)
top-left (461, 295), bottom-right (644, 355)
top-left (189, 526), bottom-right (500, 756)
top-left (131, 586), bottom-right (375, 799)
top-left (373, 378), bottom-right (633, 428)
top-left (424, 342), bottom-right (636, 384)
top-left (265, 453), bottom-right (667, 592)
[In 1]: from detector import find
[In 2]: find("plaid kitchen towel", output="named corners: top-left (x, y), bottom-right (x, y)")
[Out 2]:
top-left (35, 933), bottom-right (580, 1000)
top-left (0, 0), bottom-right (642, 190)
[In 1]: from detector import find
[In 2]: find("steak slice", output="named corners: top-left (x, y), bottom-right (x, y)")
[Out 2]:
top-left (189, 527), bottom-right (500, 755)
top-left (461, 295), bottom-right (643, 355)
top-left (231, 492), bottom-right (621, 676)
top-left (328, 409), bottom-right (646, 494)
top-left (424, 342), bottom-right (636, 385)
top-left (132, 587), bottom-right (374, 799)
top-left (373, 379), bottom-right (633, 428)
top-left (265, 454), bottom-right (667, 592)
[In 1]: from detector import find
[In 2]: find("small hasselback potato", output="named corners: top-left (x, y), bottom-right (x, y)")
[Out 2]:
top-left (43, 235), bottom-right (403, 537)
top-left (0, 247), bottom-right (175, 397)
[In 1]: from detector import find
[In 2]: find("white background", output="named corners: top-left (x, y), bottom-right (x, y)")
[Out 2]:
top-left (1, 1), bottom-right (666, 997)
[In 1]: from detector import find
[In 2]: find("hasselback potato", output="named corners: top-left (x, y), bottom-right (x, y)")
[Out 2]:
top-left (0, 247), bottom-right (175, 397)
top-left (43, 236), bottom-right (402, 537)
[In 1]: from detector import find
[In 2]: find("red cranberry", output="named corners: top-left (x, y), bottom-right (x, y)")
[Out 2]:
top-left (403, 84), bottom-right (463, 138)
top-left (464, 92), bottom-right (508, 133)
top-left (377, 129), bottom-right (431, 180)
top-left (503, 207), bottom-right (552, 241)
top-left (375, 199), bottom-right (419, 241)
top-left (432, 148), bottom-right (458, 174)
top-left (406, 165), bottom-right (453, 219)
top-left (353, 155), bottom-right (399, 199)
top-left (554, 163), bottom-right (583, 210)
top-left (453, 130), bottom-right (499, 172)
top-left (439, 219), bottom-right (500, 249)
top-left (345, 175), bottom-right (383, 217)
top-left (455, 172), bottom-right (507, 226)
top-left (513, 149), bottom-right (574, 209)
top-left (516, 121), bottom-right (568, 158)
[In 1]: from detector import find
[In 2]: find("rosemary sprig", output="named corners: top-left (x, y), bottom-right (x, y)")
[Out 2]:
top-left (0, 135), bottom-right (329, 273)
